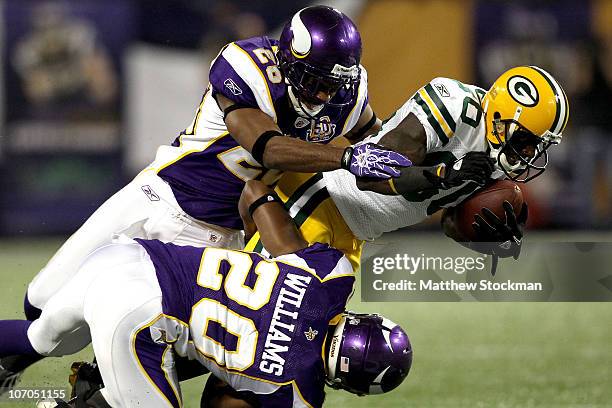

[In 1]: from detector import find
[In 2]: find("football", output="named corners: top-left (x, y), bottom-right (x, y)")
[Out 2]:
top-left (452, 180), bottom-right (524, 241)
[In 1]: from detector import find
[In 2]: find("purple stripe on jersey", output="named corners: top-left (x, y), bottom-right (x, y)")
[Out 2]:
top-left (134, 326), bottom-right (181, 408)
top-left (209, 54), bottom-right (258, 107)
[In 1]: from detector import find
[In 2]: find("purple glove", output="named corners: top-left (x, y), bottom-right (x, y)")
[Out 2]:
top-left (341, 143), bottom-right (412, 179)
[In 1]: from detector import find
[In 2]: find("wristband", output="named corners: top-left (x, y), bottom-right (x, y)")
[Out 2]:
top-left (248, 193), bottom-right (282, 218)
top-left (348, 113), bottom-right (377, 141)
top-left (222, 103), bottom-right (252, 121)
top-left (251, 130), bottom-right (283, 165)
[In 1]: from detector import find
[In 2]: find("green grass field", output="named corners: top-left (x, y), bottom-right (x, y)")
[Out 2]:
top-left (1, 237), bottom-right (611, 408)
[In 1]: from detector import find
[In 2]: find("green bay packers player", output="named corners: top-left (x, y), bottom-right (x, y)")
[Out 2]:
top-left (246, 66), bottom-right (569, 266)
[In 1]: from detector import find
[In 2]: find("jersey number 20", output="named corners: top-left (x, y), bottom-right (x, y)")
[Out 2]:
top-left (191, 248), bottom-right (279, 371)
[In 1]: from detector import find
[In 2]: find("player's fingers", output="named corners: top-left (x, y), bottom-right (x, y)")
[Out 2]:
top-left (503, 201), bottom-right (520, 232)
top-left (377, 164), bottom-right (402, 178)
top-left (376, 152), bottom-right (412, 167)
top-left (481, 208), bottom-right (508, 231)
top-left (367, 168), bottom-right (393, 180)
top-left (473, 214), bottom-right (497, 236)
top-left (517, 203), bottom-right (529, 225)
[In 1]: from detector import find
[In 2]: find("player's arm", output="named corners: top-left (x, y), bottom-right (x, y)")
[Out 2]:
top-left (343, 103), bottom-right (382, 143)
top-left (354, 112), bottom-right (432, 194)
top-left (238, 179), bottom-right (307, 257)
top-left (356, 113), bottom-right (494, 195)
top-left (217, 94), bottom-right (408, 179)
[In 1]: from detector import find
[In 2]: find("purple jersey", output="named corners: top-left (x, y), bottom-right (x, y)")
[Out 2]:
top-left (153, 36), bottom-right (369, 229)
top-left (135, 239), bottom-right (355, 407)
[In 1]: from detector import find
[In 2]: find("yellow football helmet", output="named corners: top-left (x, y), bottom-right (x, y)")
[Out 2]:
top-left (482, 66), bottom-right (569, 182)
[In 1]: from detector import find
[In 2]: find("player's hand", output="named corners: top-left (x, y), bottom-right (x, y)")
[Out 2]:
top-left (471, 201), bottom-right (528, 259)
top-left (426, 152), bottom-right (495, 189)
top-left (341, 143), bottom-right (412, 180)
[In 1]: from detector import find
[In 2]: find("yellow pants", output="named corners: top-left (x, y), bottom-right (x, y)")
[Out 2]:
top-left (244, 172), bottom-right (363, 272)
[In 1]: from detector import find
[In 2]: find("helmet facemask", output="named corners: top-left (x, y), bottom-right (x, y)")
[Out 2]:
top-left (279, 53), bottom-right (361, 118)
top-left (488, 113), bottom-right (559, 183)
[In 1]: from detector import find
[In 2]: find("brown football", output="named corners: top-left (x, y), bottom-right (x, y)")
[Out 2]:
top-left (453, 179), bottom-right (524, 241)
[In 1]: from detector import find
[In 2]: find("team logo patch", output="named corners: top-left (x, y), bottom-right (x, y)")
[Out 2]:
top-left (435, 83), bottom-right (450, 97)
top-left (151, 327), bottom-right (169, 344)
top-left (507, 75), bottom-right (539, 107)
top-left (141, 185), bottom-right (160, 201)
top-left (207, 231), bottom-right (220, 244)
top-left (306, 116), bottom-right (336, 142)
top-left (304, 327), bottom-right (318, 341)
top-left (224, 78), bottom-right (242, 95)
top-left (294, 117), bottom-right (310, 129)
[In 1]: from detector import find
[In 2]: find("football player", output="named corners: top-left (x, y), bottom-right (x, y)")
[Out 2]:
top-left (0, 6), bottom-right (410, 390)
top-left (159, 65), bottom-right (568, 407)
top-left (246, 66), bottom-right (568, 268)
top-left (0, 180), bottom-right (412, 407)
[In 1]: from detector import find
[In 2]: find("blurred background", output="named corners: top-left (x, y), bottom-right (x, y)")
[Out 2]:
top-left (0, 0), bottom-right (611, 236)
top-left (0, 2), bottom-right (611, 408)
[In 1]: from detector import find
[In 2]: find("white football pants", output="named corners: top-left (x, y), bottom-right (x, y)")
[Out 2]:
top-left (28, 242), bottom-right (183, 408)
top-left (27, 169), bottom-right (243, 310)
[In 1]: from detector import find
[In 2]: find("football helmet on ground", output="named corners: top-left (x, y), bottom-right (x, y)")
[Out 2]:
top-left (325, 312), bottom-right (412, 395)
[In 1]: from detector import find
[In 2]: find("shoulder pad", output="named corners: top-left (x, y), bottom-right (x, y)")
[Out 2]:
top-left (209, 37), bottom-right (284, 121)
top-left (412, 77), bottom-right (482, 145)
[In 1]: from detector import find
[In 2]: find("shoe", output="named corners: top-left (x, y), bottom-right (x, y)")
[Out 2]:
top-left (0, 357), bottom-right (23, 396)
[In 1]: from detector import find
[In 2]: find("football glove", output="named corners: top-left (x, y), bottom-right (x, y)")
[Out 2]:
top-left (341, 143), bottom-right (412, 180)
top-left (425, 151), bottom-right (495, 189)
top-left (469, 201), bottom-right (528, 276)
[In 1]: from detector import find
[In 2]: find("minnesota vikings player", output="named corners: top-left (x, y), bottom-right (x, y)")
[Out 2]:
top-left (0, 6), bottom-right (410, 390)
top-left (246, 66), bottom-right (568, 265)
top-left (0, 180), bottom-right (412, 407)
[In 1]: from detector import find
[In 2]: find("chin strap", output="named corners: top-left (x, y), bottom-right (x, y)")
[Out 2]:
top-left (287, 85), bottom-right (324, 118)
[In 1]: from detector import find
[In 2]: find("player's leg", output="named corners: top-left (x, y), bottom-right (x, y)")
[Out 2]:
top-left (83, 245), bottom-right (182, 407)
top-left (0, 243), bottom-right (123, 383)
top-left (0, 240), bottom-right (155, 396)
top-left (26, 171), bottom-right (162, 313)
top-left (27, 169), bottom-right (242, 315)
